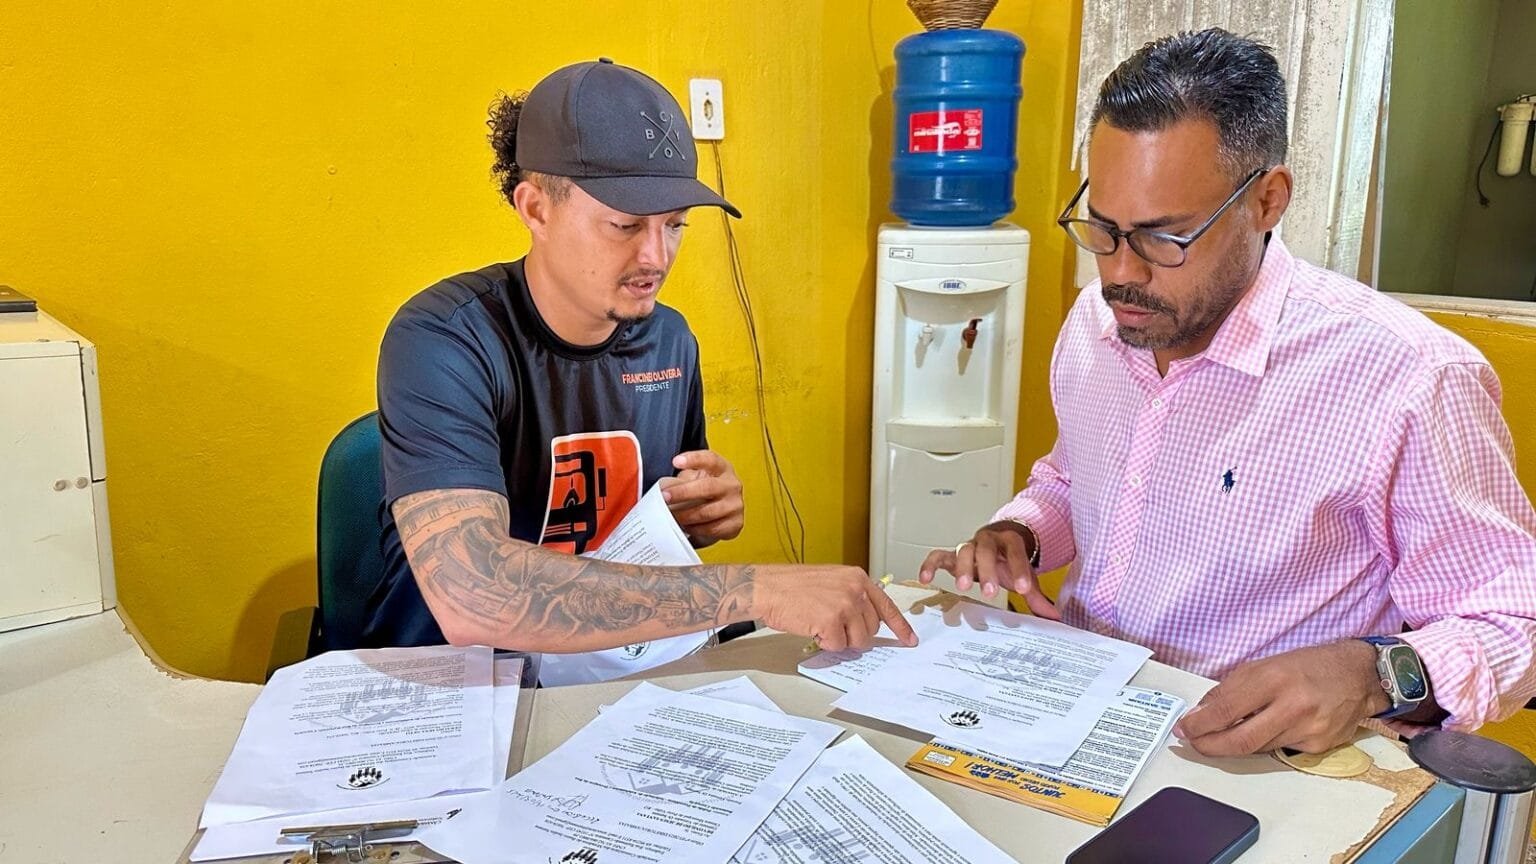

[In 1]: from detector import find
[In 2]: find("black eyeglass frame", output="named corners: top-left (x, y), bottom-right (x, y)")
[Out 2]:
top-left (1056, 167), bottom-right (1270, 268)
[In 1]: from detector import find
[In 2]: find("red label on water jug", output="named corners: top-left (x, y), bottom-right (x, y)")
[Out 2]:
top-left (908, 109), bottom-right (984, 153)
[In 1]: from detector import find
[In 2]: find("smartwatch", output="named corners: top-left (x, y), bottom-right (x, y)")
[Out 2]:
top-left (1358, 636), bottom-right (1429, 719)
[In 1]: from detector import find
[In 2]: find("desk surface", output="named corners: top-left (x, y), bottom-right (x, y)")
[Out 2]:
top-left (528, 591), bottom-right (1434, 863)
top-left (2, 590), bottom-right (1438, 864)
top-left (0, 609), bottom-right (259, 863)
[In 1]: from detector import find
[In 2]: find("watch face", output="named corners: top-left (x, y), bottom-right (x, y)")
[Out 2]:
top-left (1388, 645), bottom-right (1428, 701)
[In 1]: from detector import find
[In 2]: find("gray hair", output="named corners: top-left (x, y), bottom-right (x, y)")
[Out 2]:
top-left (1090, 28), bottom-right (1288, 177)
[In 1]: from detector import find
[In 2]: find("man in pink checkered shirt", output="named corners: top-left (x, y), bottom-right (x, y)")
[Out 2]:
top-left (922, 29), bottom-right (1536, 756)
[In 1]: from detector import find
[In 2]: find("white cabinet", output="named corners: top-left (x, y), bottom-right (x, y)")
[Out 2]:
top-left (0, 310), bottom-right (115, 631)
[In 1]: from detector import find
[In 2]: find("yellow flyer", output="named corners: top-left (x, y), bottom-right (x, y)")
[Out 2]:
top-left (907, 686), bottom-right (1183, 827)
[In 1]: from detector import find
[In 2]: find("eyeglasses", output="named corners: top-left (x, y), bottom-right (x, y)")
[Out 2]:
top-left (1057, 167), bottom-right (1269, 268)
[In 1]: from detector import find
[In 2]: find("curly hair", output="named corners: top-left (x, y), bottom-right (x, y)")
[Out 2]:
top-left (487, 91), bottom-right (571, 209)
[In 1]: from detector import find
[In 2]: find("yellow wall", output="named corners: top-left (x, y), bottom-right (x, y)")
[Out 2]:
top-left (7, 0), bottom-right (1534, 772)
top-left (2, 2), bottom-right (1081, 682)
top-left (1426, 313), bottom-right (1536, 757)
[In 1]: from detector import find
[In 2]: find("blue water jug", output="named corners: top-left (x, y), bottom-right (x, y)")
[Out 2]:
top-left (891, 29), bottom-right (1025, 227)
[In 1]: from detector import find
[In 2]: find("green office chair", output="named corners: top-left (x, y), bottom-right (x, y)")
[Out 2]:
top-left (312, 411), bottom-right (387, 653)
top-left (267, 412), bottom-right (385, 677)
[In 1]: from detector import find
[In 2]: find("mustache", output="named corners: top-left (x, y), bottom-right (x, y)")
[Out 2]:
top-left (1102, 282), bottom-right (1173, 316)
top-left (618, 268), bottom-right (667, 285)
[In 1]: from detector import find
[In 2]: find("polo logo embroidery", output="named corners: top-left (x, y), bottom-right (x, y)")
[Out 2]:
top-left (642, 110), bottom-right (686, 160)
top-left (1222, 468), bottom-right (1236, 494)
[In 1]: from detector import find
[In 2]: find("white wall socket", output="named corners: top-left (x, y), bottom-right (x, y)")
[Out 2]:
top-left (689, 78), bottom-right (725, 141)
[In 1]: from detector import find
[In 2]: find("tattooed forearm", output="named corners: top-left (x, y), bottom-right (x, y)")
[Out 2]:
top-left (393, 488), bottom-right (756, 651)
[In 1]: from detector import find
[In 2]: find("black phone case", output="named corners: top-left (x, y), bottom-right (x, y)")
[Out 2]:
top-left (1066, 786), bottom-right (1260, 864)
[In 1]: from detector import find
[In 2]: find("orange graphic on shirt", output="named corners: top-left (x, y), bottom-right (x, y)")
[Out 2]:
top-left (538, 431), bottom-right (642, 555)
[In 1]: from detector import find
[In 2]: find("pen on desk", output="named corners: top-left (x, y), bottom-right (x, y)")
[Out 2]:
top-left (803, 574), bottom-right (894, 654)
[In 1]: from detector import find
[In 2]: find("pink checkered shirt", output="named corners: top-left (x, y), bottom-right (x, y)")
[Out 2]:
top-left (996, 238), bottom-right (1536, 730)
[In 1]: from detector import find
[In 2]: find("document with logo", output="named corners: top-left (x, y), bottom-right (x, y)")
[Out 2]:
top-left (200, 645), bottom-right (495, 827)
top-left (832, 602), bottom-right (1151, 767)
top-left (907, 686), bottom-right (1184, 826)
top-left (729, 735), bottom-right (1013, 864)
top-left (418, 681), bottom-right (841, 864)
top-left (193, 656), bottom-right (521, 860)
top-left (538, 482), bottom-right (714, 687)
top-left (797, 608), bottom-right (948, 691)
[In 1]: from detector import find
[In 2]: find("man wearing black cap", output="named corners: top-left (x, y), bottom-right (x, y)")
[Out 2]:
top-left (362, 60), bottom-right (917, 676)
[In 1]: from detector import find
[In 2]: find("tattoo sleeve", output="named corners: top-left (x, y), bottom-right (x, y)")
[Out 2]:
top-left (392, 488), bottom-right (757, 651)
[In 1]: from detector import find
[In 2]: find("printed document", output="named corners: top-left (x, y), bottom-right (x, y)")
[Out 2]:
top-left (797, 609), bottom-right (947, 691)
top-left (418, 682), bottom-right (840, 864)
top-left (908, 687), bottom-right (1184, 825)
top-left (597, 676), bottom-right (782, 716)
top-left (193, 656), bottom-right (522, 860)
top-left (730, 736), bottom-right (1013, 864)
top-left (200, 645), bottom-right (495, 827)
top-left (539, 483), bottom-right (714, 687)
top-left (832, 602), bottom-right (1151, 766)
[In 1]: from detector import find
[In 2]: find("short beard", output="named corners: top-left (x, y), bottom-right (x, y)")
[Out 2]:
top-left (606, 308), bottom-right (654, 327)
top-left (1107, 246), bottom-right (1256, 351)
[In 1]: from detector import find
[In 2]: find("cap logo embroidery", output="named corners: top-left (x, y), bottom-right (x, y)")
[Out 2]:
top-left (641, 110), bottom-right (686, 161)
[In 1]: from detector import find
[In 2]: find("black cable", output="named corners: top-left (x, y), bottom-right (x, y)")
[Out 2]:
top-left (708, 141), bottom-right (807, 564)
top-left (1475, 118), bottom-right (1502, 208)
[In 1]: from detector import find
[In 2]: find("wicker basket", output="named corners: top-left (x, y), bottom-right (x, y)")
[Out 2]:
top-left (906, 0), bottom-right (999, 30)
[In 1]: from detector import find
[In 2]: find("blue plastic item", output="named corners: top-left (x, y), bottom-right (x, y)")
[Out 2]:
top-left (891, 28), bottom-right (1025, 226)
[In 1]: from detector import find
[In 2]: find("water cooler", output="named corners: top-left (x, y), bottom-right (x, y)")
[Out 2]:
top-left (869, 4), bottom-right (1029, 604)
top-left (870, 225), bottom-right (1028, 602)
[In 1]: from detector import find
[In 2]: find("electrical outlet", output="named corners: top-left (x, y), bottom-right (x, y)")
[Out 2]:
top-left (689, 78), bottom-right (724, 141)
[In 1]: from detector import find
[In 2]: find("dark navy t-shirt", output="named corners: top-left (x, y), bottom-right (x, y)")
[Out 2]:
top-left (363, 258), bottom-right (707, 647)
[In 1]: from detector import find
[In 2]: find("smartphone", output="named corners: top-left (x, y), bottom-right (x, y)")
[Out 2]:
top-left (1066, 787), bottom-right (1259, 864)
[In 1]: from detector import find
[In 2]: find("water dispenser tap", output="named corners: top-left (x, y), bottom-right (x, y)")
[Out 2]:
top-left (961, 318), bottom-right (981, 350)
top-left (917, 323), bottom-right (936, 349)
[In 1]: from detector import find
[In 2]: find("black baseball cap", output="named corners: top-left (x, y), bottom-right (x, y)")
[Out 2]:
top-left (516, 58), bottom-right (741, 218)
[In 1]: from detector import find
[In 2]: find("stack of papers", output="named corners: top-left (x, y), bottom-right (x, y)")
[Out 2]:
top-left (827, 601), bottom-right (1152, 767)
top-left (419, 681), bottom-right (842, 863)
top-left (191, 647), bottom-right (522, 862)
top-left (420, 675), bottom-right (1014, 864)
top-left (907, 686), bottom-right (1184, 826)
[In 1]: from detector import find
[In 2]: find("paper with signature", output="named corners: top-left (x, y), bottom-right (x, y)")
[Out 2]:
top-left (832, 602), bottom-right (1150, 767)
top-left (729, 735), bottom-right (1012, 864)
top-left (200, 645), bottom-right (495, 827)
top-left (418, 681), bottom-right (840, 864)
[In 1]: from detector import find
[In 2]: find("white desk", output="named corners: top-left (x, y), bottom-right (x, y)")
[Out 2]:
top-left (0, 609), bottom-right (258, 862)
top-left (1, 590), bottom-right (1454, 863)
